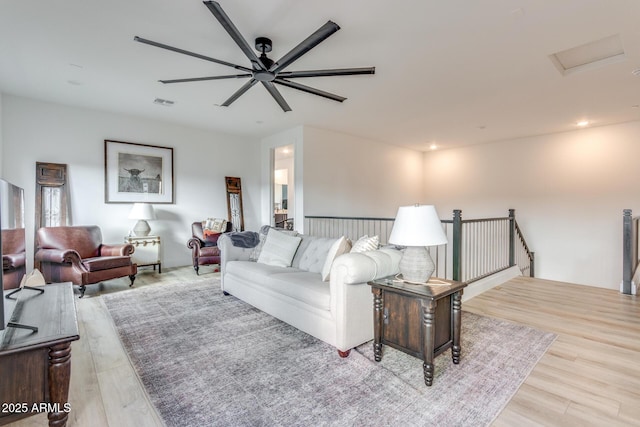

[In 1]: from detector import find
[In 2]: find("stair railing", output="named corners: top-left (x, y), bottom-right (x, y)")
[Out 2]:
top-left (305, 209), bottom-right (534, 283)
top-left (622, 209), bottom-right (637, 295)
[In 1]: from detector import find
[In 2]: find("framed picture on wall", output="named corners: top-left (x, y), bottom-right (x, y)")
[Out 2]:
top-left (104, 140), bottom-right (174, 203)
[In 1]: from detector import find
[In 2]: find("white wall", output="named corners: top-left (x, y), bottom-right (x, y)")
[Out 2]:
top-left (302, 126), bottom-right (424, 218)
top-left (2, 95), bottom-right (261, 271)
top-left (424, 121), bottom-right (640, 289)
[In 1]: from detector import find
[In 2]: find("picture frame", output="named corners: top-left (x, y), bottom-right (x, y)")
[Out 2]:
top-left (104, 140), bottom-right (174, 204)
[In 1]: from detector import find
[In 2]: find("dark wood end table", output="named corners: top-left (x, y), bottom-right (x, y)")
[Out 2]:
top-left (0, 282), bottom-right (79, 427)
top-left (368, 275), bottom-right (466, 386)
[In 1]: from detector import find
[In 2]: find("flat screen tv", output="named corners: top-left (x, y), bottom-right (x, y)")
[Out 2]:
top-left (0, 178), bottom-right (26, 331)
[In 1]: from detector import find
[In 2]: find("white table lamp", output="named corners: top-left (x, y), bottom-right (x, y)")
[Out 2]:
top-left (128, 203), bottom-right (156, 236)
top-left (388, 204), bottom-right (448, 283)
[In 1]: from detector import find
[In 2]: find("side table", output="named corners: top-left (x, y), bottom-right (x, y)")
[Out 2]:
top-left (368, 276), bottom-right (467, 386)
top-left (0, 282), bottom-right (80, 427)
top-left (125, 235), bottom-right (161, 273)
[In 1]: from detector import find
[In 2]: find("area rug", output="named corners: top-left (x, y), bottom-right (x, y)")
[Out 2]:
top-left (102, 279), bottom-right (556, 427)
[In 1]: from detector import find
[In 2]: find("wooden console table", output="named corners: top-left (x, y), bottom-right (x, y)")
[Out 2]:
top-left (0, 282), bottom-right (79, 427)
top-left (369, 276), bottom-right (466, 386)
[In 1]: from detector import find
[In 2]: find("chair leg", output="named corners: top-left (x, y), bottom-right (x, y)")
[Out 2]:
top-left (79, 285), bottom-right (86, 298)
top-left (129, 274), bottom-right (136, 287)
top-left (194, 265), bottom-right (200, 275)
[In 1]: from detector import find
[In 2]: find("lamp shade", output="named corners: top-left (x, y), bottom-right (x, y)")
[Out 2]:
top-left (128, 203), bottom-right (156, 220)
top-left (389, 205), bottom-right (447, 247)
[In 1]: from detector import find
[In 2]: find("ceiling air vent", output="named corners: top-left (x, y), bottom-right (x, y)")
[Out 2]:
top-left (549, 34), bottom-right (625, 76)
top-left (153, 98), bottom-right (175, 106)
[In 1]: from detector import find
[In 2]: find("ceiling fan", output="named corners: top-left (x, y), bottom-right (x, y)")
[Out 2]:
top-left (134, 1), bottom-right (375, 112)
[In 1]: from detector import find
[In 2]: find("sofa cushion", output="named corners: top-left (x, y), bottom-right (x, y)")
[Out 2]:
top-left (226, 260), bottom-right (330, 311)
top-left (200, 246), bottom-right (220, 257)
top-left (82, 256), bottom-right (131, 272)
top-left (351, 235), bottom-right (380, 253)
top-left (226, 260), bottom-right (305, 283)
top-left (321, 236), bottom-right (352, 281)
top-left (266, 271), bottom-right (331, 311)
top-left (297, 237), bottom-right (337, 273)
top-left (257, 229), bottom-right (302, 267)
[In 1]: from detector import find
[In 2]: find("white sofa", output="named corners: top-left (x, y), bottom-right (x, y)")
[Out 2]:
top-left (218, 230), bottom-right (402, 357)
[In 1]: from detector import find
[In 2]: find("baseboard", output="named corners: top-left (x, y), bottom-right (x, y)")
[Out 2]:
top-left (620, 280), bottom-right (638, 295)
top-left (462, 266), bottom-right (523, 302)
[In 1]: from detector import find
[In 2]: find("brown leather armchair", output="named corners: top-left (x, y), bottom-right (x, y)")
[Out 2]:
top-left (35, 225), bottom-right (137, 297)
top-left (2, 228), bottom-right (26, 290)
top-left (187, 221), bottom-right (232, 274)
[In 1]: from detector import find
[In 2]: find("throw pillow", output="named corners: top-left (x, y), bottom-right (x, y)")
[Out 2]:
top-left (257, 228), bottom-right (302, 268)
top-left (249, 225), bottom-right (298, 262)
top-left (321, 236), bottom-right (352, 282)
top-left (350, 235), bottom-right (379, 253)
top-left (203, 218), bottom-right (227, 237)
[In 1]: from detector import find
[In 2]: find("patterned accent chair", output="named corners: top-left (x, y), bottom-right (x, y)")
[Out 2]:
top-left (187, 221), bottom-right (232, 274)
top-left (2, 228), bottom-right (26, 290)
top-left (35, 225), bottom-right (137, 297)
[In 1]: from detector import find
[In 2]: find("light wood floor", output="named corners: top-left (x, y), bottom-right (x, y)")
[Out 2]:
top-left (465, 276), bottom-right (640, 427)
top-left (7, 268), bottom-right (640, 426)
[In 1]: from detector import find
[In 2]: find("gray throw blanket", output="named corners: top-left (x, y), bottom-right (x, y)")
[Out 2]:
top-left (228, 231), bottom-right (260, 248)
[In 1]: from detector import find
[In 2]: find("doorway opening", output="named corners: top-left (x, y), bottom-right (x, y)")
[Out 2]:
top-left (273, 144), bottom-right (294, 229)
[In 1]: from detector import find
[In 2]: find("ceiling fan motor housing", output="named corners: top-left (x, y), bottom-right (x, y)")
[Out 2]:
top-left (255, 37), bottom-right (272, 53)
top-left (254, 37), bottom-right (276, 79)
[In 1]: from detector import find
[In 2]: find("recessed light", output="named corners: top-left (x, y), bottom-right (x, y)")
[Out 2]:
top-left (632, 68), bottom-right (640, 77)
top-left (429, 143), bottom-right (438, 150)
top-left (66, 80), bottom-right (82, 86)
top-left (577, 120), bottom-right (589, 127)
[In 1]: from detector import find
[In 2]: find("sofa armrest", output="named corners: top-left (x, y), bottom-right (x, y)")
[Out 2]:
top-left (35, 248), bottom-right (82, 265)
top-left (3, 252), bottom-right (26, 269)
top-left (329, 248), bottom-right (402, 351)
top-left (100, 243), bottom-right (135, 257)
top-left (186, 237), bottom-right (203, 249)
top-left (330, 248), bottom-right (402, 285)
top-left (218, 234), bottom-right (254, 262)
top-left (218, 233), bottom-right (257, 289)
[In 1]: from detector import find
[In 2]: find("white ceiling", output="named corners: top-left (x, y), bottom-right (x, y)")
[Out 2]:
top-left (1, 0), bottom-right (640, 152)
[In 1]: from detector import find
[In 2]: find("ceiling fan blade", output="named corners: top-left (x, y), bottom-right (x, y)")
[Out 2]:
top-left (277, 67), bottom-right (375, 78)
top-left (221, 78), bottom-right (258, 107)
top-left (261, 82), bottom-right (292, 112)
top-left (134, 36), bottom-right (252, 73)
top-left (203, 1), bottom-right (266, 71)
top-left (271, 21), bottom-right (340, 74)
top-left (274, 78), bottom-right (346, 103)
top-left (159, 74), bottom-right (251, 84)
